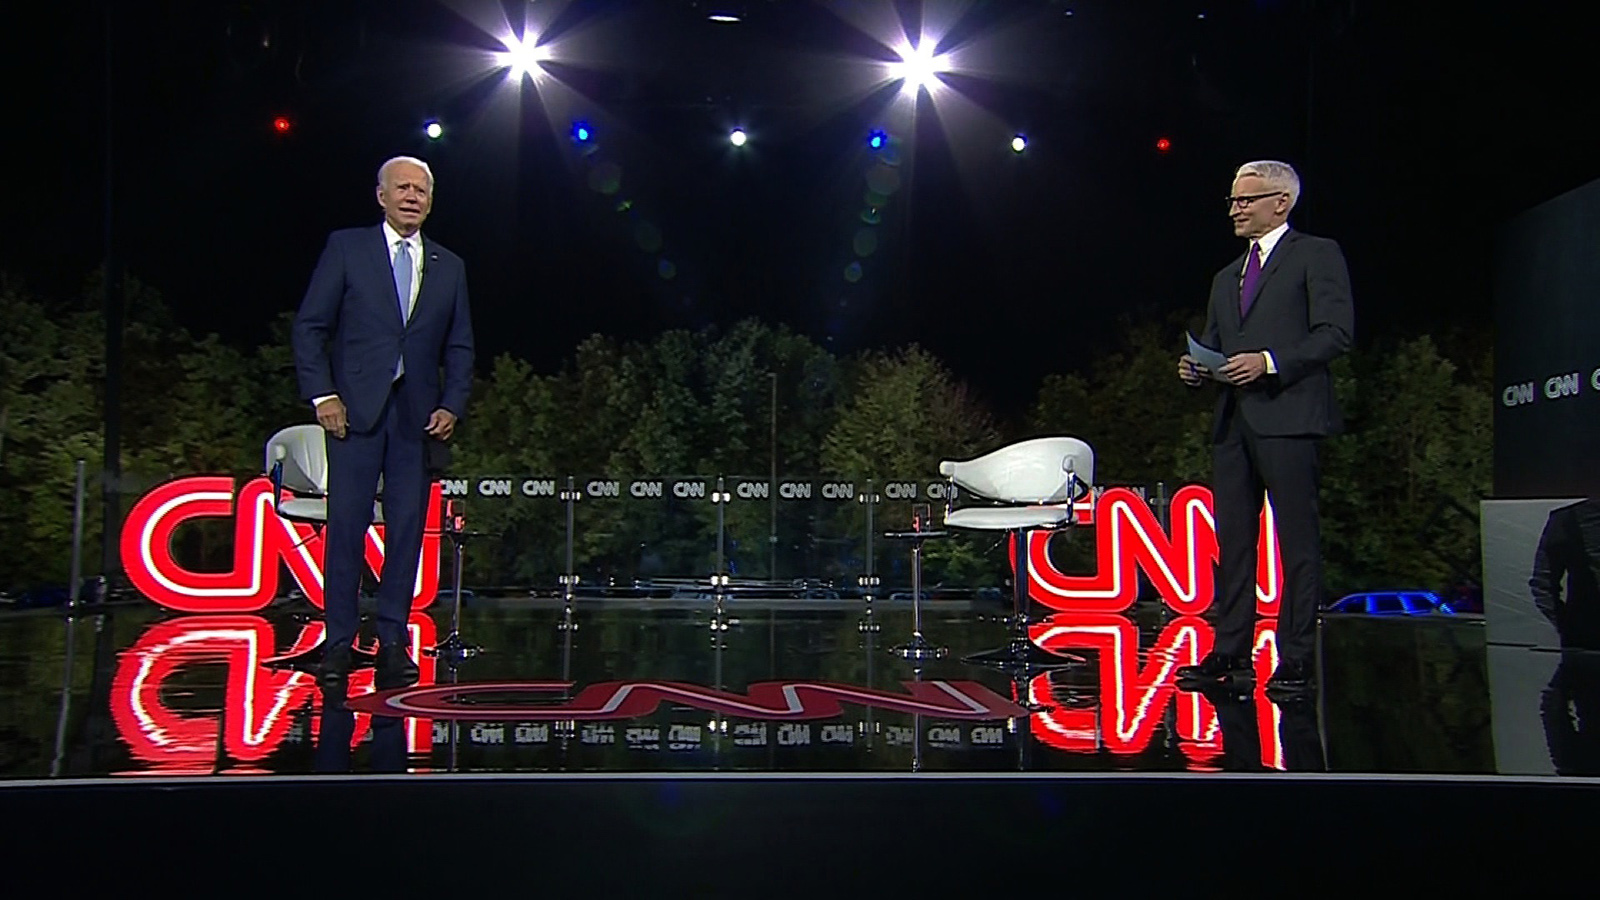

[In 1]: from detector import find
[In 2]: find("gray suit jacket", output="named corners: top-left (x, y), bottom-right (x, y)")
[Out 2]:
top-left (1201, 229), bottom-right (1354, 439)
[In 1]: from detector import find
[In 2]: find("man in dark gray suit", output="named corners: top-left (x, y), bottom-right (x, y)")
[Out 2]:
top-left (1174, 160), bottom-right (1354, 699)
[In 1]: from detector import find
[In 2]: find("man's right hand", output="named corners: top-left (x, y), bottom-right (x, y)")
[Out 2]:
top-left (1178, 354), bottom-right (1206, 387)
top-left (316, 397), bottom-right (348, 439)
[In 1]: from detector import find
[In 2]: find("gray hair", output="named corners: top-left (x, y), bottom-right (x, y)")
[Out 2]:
top-left (378, 155), bottom-right (435, 190)
top-left (1235, 160), bottom-right (1299, 210)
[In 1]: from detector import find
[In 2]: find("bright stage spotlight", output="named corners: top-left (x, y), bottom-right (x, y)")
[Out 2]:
top-left (887, 41), bottom-right (950, 95)
top-left (729, 128), bottom-right (748, 147)
top-left (272, 116), bottom-right (291, 134)
top-left (1011, 134), bottom-right (1027, 153)
top-left (498, 36), bottom-right (550, 79)
top-left (425, 120), bottom-right (444, 140)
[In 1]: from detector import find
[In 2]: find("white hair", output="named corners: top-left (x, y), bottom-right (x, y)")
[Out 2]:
top-left (1235, 159), bottom-right (1299, 210)
top-left (378, 155), bottom-right (435, 190)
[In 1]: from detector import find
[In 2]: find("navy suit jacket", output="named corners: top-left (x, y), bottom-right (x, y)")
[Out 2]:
top-left (292, 225), bottom-right (475, 435)
top-left (1200, 229), bottom-right (1354, 439)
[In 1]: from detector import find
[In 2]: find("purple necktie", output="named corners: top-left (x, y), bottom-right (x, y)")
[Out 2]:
top-left (1240, 241), bottom-right (1262, 317)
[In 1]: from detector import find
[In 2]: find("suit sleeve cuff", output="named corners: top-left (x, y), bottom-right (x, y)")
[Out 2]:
top-left (1261, 351), bottom-right (1277, 375)
top-left (312, 394), bottom-right (338, 409)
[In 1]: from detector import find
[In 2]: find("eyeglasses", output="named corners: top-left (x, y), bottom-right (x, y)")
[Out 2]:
top-left (1226, 191), bottom-right (1286, 209)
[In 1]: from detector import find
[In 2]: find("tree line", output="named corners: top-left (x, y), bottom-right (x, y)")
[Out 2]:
top-left (0, 275), bottom-right (1491, 600)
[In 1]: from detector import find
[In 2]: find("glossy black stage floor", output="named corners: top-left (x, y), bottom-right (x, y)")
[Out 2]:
top-left (3, 594), bottom-right (1598, 887)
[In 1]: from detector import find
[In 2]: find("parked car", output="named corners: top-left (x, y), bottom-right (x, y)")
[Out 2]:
top-left (1325, 590), bottom-right (1458, 616)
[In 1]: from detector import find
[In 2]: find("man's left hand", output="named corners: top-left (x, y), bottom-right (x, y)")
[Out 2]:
top-left (1219, 352), bottom-right (1269, 386)
top-left (425, 408), bottom-right (458, 440)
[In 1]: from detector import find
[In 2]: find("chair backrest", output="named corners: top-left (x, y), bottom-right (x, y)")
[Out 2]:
top-left (938, 437), bottom-right (1094, 504)
top-left (265, 424), bottom-right (329, 495)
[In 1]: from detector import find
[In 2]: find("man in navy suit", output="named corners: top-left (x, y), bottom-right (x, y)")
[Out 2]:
top-left (1174, 160), bottom-right (1353, 700)
top-left (292, 156), bottom-right (475, 690)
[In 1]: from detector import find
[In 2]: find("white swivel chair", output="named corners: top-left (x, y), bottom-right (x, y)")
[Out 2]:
top-left (939, 436), bottom-right (1093, 671)
top-left (265, 424), bottom-right (383, 527)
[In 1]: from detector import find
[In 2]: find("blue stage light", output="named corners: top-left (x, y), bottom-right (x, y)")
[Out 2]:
top-left (868, 129), bottom-right (887, 150)
top-left (571, 121), bottom-right (593, 143)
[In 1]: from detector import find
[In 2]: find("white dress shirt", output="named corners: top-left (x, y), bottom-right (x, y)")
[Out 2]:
top-left (311, 223), bottom-right (423, 410)
top-left (384, 221), bottom-right (424, 318)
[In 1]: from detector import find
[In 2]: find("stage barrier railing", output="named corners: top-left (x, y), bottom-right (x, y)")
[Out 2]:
top-left (427, 474), bottom-right (1171, 600)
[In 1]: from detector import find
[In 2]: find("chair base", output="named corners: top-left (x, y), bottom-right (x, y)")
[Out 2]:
top-left (889, 632), bottom-right (948, 661)
top-left (1004, 669), bottom-right (1060, 715)
top-left (424, 631), bottom-right (482, 670)
top-left (961, 638), bottom-right (1085, 672)
top-left (990, 611), bottom-right (1046, 630)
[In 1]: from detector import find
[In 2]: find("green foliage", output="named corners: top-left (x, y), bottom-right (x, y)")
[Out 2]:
top-left (821, 344), bottom-right (999, 478)
top-left (1317, 334), bottom-right (1492, 596)
top-left (821, 345), bottom-right (1004, 589)
top-left (1026, 312), bottom-right (1214, 488)
top-left (0, 273), bottom-right (1495, 599)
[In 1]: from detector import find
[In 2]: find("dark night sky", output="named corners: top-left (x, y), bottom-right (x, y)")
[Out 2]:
top-left (3, 0), bottom-right (1595, 415)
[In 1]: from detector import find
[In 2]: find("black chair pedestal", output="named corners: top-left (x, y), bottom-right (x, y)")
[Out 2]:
top-left (960, 526), bottom-right (1085, 674)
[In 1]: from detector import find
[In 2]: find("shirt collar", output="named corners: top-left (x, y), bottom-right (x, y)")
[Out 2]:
top-left (1252, 222), bottom-right (1290, 259)
top-left (382, 221), bottom-right (421, 252)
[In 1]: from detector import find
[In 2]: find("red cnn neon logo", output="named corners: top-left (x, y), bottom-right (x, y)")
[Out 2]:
top-left (1026, 613), bottom-right (1285, 770)
top-left (110, 613), bottom-right (437, 773)
top-left (1026, 484), bottom-right (1281, 615)
top-left (120, 475), bottom-right (441, 613)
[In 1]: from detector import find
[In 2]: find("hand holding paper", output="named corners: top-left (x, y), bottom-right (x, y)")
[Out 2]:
top-left (1185, 332), bottom-right (1229, 382)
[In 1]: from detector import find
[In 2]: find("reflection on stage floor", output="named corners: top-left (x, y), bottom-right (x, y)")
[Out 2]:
top-left (0, 596), bottom-right (1501, 779)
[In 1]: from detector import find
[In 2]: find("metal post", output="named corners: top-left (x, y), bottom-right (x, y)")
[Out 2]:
top-left (716, 476), bottom-right (727, 579)
top-left (715, 475), bottom-right (727, 599)
top-left (710, 476), bottom-right (730, 635)
top-left (101, 1), bottom-right (124, 586)
top-left (450, 532), bottom-right (465, 639)
top-left (864, 479), bottom-right (875, 597)
top-left (857, 481), bottom-right (881, 632)
top-left (69, 460), bottom-right (86, 609)
top-left (768, 372), bottom-right (777, 582)
top-left (564, 476), bottom-right (576, 607)
top-left (51, 616), bottom-right (78, 777)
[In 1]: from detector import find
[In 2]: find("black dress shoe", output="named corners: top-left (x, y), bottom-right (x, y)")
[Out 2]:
top-left (1176, 651), bottom-right (1254, 690)
top-left (1177, 646), bottom-right (1248, 688)
top-left (1265, 657), bottom-right (1315, 699)
top-left (376, 643), bottom-right (420, 689)
top-left (319, 644), bottom-right (352, 691)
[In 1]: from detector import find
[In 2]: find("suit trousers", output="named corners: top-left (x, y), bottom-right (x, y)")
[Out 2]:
top-left (1211, 396), bottom-right (1324, 664)
top-left (322, 376), bottom-right (430, 650)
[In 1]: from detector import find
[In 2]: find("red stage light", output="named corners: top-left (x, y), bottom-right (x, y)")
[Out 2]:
top-left (273, 116), bottom-right (291, 134)
top-left (1155, 137), bottom-right (1172, 152)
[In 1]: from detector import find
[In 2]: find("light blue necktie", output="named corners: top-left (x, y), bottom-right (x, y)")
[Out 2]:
top-left (393, 239), bottom-right (412, 379)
